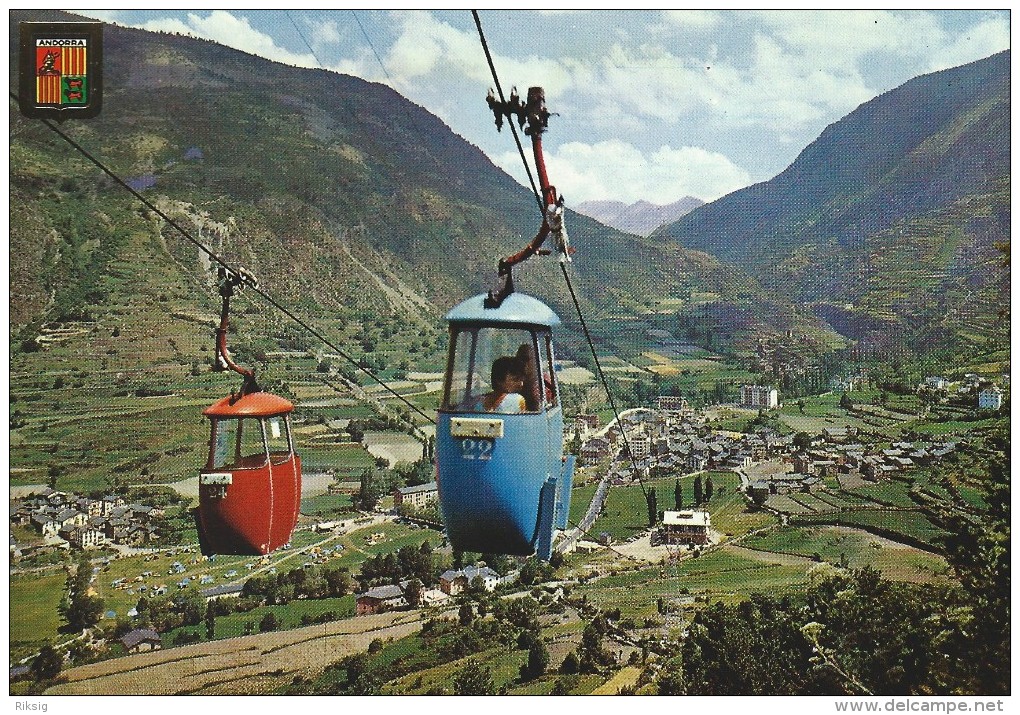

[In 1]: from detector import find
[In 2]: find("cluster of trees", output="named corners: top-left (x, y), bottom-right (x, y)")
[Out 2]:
top-left (355, 468), bottom-right (383, 511)
top-left (303, 593), bottom-right (554, 695)
top-left (663, 565), bottom-right (999, 695)
top-left (128, 593), bottom-right (206, 634)
top-left (30, 645), bottom-right (64, 683)
top-left (395, 499), bottom-right (442, 525)
top-left (241, 563), bottom-right (354, 604)
top-left (517, 555), bottom-right (559, 586)
top-left (358, 541), bottom-right (436, 588)
top-left (114, 564), bottom-right (357, 643)
top-left (346, 415), bottom-right (418, 443)
top-left (355, 454), bottom-right (433, 511)
top-left (560, 611), bottom-right (618, 676)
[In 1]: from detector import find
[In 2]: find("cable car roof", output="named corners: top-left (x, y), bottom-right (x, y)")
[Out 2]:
top-left (203, 392), bottom-right (294, 418)
top-left (446, 293), bottom-right (560, 327)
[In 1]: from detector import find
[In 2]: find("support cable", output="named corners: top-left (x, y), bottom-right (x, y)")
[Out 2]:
top-left (559, 264), bottom-right (649, 500)
top-left (10, 93), bottom-right (436, 425)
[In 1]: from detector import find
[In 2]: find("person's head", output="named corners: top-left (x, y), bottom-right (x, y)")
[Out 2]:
top-left (491, 356), bottom-right (524, 393)
top-left (515, 343), bottom-right (536, 374)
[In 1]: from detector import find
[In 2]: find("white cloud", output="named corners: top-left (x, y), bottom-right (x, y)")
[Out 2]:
top-left (386, 11), bottom-right (489, 85)
top-left (930, 15), bottom-right (1010, 71)
top-left (753, 10), bottom-right (948, 64)
top-left (74, 8), bottom-right (1011, 201)
top-left (661, 10), bottom-right (722, 30)
top-left (384, 11), bottom-right (574, 98)
top-left (310, 20), bottom-right (342, 49)
top-left (135, 17), bottom-right (194, 36)
top-left (497, 140), bottom-right (751, 204)
top-left (93, 11), bottom-right (319, 69)
top-left (76, 10), bottom-right (129, 24)
top-left (182, 11), bottom-right (318, 67)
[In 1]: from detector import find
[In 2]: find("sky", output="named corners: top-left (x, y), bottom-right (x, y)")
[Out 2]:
top-left (77, 9), bottom-right (1010, 205)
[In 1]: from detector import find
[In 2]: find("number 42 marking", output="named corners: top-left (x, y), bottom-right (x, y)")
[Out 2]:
top-left (461, 439), bottom-right (494, 461)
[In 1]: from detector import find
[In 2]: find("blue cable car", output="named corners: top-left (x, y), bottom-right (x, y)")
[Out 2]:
top-left (436, 292), bottom-right (575, 559)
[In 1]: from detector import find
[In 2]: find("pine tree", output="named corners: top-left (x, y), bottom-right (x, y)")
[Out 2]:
top-left (705, 475), bottom-right (714, 502)
top-left (64, 555), bottom-right (103, 631)
top-left (205, 601), bottom-right (216, 639)
top-left (646, 489), bottom-right (658, 527)
top-left (357, 468), bottom-right (380, 510)
top-left (521, 640), bottom-right (550, 680)
top-left (694, 475), bottom-right (704, 505)
top-left (674, 479), bottom-right (683, 510)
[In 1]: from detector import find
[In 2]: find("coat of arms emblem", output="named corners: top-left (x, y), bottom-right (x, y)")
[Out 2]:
top-left (19, 21), bottom-right (103, 120)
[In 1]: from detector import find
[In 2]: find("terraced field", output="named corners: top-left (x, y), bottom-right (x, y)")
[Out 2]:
top-left (741, 525), bottom-right (950, 583)
top-left (46, 611), bottom-right (423, 695)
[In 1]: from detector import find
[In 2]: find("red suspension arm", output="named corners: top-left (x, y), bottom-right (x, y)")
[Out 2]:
top-left (485, 86), bottom-right (565, 311)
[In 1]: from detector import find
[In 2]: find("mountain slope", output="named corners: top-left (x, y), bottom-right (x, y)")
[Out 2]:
top-left (658, 51), bottom-right (1008, 267)
top-left (8, 12), bottom-right (768, 342)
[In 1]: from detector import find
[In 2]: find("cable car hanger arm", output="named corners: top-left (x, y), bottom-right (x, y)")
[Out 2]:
top-left (485, 86), bottom-right (571, 308)
top-left (215, 267), bottom-right (260, 397)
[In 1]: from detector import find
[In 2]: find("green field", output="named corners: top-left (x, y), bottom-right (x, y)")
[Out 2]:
top-left (197, 596), bottom-right (356, 641)
top-left (711, 491), bottom-right (777, 536)
top-left (327, 521), bottom-right (445, 571)
top-left (10, 572), bottom-right (68, 661)
top-left (742, 525), bottom-right (951, 582)
top-left (578, 548), bottom-right (811, 617)
top-left (911, 417), bottom-right (1002, 436)
top-left (381, 639), bottom-right (602, 695)
top-left (569, 471), bottom-right (769, 543)
top-left (775, 391), bottom-right (917, 437)
top-left (568, 483), bottom-right (597, 525)
top-left (299, 443), bottom-right (378, 473)
top-left (298, 404), bottom-right (380, 420)
top-left (8, 519), bottom-right (442, 662)
top-left (792, 509), bottom-right (949, 550)
top-left (848, 479), bottom-right (918, 508)
top-left (301, 493), bottom-right (358, 517)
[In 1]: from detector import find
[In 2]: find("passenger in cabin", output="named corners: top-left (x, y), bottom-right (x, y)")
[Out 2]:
top-left (515, 343), bottom-right (554, 410)
top-left (514, 343), bottom-right (542, 411)
top-left (475, 356), bottom-right (527, 413)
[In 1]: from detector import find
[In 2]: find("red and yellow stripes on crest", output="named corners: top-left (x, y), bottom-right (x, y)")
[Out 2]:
top-left (36, 75), bottom-right (61, 104)
top-left (63, 46), bottom-right (87, 76)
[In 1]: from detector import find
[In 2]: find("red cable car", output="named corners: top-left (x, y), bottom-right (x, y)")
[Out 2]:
top-left (199, 392), bottom-right (301, 555)
top-left (197, 270), bottom-right (301, 555)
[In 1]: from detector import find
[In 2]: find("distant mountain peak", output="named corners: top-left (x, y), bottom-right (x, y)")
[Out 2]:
top-left (574, 196), bottom-right (704, 237)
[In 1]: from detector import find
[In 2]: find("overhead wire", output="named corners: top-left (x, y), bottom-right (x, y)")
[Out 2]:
top-left (350, 11), bottom-right (394, 88)
top-left (9, 92), bottom-right (436, 426)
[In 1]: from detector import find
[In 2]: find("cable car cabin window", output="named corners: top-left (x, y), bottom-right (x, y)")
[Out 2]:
top-left (442, 326), bottom-right (551, 414)
top-left (266, 416), bottom-right (294, 465)
top-left (208, 417), bottom-right (268, 470)
top-left (542, 332), bottom-right (559, 408)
